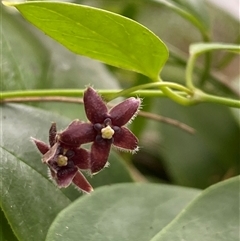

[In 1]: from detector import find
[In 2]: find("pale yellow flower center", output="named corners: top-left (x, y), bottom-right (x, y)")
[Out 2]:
top-left (101, 125), bottom-right (115, 139)
top-left (57, 155), bottom-right (68, 166)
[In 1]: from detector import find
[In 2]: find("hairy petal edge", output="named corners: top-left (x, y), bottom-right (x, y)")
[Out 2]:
top-left (113, 127), bottom-right (138, 152)
top-left (84, 87), bottom-right (108, 123)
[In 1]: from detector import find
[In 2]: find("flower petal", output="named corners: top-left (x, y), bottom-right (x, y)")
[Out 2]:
top-left (71, 148), bottom-right (90, 170)
top-left (113, 127), bottom-right (138, 152)
top-left (31, 137), bottom-right (50, 155)
top-left (90, 139), bottom-right (111, 174)
top-left (49, 122), bottom-right (57, 147)
top-left (59, 120), bottom-right (95, 147)
top-left (42, 142), bottom-right (59, 164)
top-left (109, 97), bottom-right (141, 126)
top-left (84, 87), bottom-right (108, 123)
top-left (56, 166), bottom-right (78, 188)
top-left (72, 171), bottom-right (93, 193)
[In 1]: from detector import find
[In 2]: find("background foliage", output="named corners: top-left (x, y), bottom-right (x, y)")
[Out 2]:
top-left (1, 0), bottom-right (239, 240)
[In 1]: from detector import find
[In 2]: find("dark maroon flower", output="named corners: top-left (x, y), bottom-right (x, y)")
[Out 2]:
top-left (31, 123), bottom-right (93, 193)
top-left (59, 87), bottom-right (141, 174)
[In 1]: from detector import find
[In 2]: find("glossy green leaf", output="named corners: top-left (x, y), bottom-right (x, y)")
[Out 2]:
top-left (45, 183), bottom-right (200, 241)
top-left (34, 25), bottom-right (121, 91)
top-left (0, 103), bottom-right (134, 240)
top-left (151, 176), bottom-right (240, 241)
top-left (6, 1), bottom-right (168, 79)
top-left (190, 43), bottom-right (240, 56)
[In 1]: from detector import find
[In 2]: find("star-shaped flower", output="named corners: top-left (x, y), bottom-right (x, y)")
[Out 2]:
top-left (59, 87), bottom-right (141, 174)
top-left (32, 122), bottom-right (93, 193)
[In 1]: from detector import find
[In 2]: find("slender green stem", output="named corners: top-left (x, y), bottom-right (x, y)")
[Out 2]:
top-left (199, 91), bottom-right (240, 108)
top-left (155, 77), bottom-right (196, 106)
top-left (169, 48), bottom-right (240, 97)
top-left (1, 89), bottom-right (85, 98)
top-left (186, 54), bottom-right (197, 89)
top-left (159, 86), bottom-right (195, 106)
top-left (1, 88), bottom-right (239, 108)
top-left (0, 89), bottom-right (188, 101)
top-left (107, 81), bottom-right (192, 100)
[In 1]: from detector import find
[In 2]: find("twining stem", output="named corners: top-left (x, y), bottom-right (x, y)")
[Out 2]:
top-left (1, 89), bottom-right (85, 98)
top-left (184, 46), bottom-right (240, 108)
top-left (1, 86), bottom-right (239, 108)
top-left (186, 47), bottom-right (212, 89)
top-left (0, 82), bottom-right (195, 106)
top-left (159, 86), bottom-right (240, 108)
top-left (168, 45), bottom-right (240, 96)
top-left (158, 86), bottom-right (194, 106)
top-left (0, 89), bottom-right (188, 100)
top-left (107, 82), bottom-right (192, 100)
top-left (186, 54), bottom-right (196, 89)
top-left (155, 77), bottom-right (197, 106)
top-left (199, 91), bottom-right (240, 108)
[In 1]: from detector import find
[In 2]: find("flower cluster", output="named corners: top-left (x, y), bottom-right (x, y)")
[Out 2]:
top-left (32, 87), bottom-right (141, 193)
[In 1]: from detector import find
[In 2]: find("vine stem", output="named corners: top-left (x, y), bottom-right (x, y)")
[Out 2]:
top-left (156, 77), bottom-right (197, 106)
top-left (186, 54), bottom-right (196, 89)
top-left (1, 83), bottom-right (239, 108)
top-left (0, 86), bottom-right (189, 101)
top-left (107, 81), bottom-right (192, 100)
top-left (0, 89), bottom-right (188, 101)
top-left (199, 91), bottom-right (240, 108)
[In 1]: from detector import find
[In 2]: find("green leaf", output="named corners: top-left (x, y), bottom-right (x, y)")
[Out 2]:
top-left (0, 208), bottom-right (19, 241)
top-left (1, 6), bottom-right (49, 91)
top-left (0, 147), bottom-right (71, 241)
top-left (0, 103), bottom-right (134, 240)
top-left (151, 176), bottom-right (240, 241)
top-left (1, 105), bottom-right (72, 241)
top-left (45, 183), bottom-right (200, 241)
top-left (190, 43), bottom-right (240, 56)
top-left (6, 1), bottom-right (168, 80)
